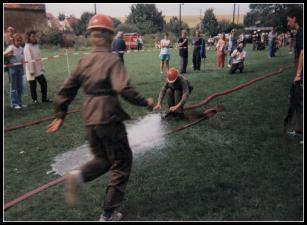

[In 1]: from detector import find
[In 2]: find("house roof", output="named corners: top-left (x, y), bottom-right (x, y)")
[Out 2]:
top-left (65, 16), bottom-right (80, 26)
top-left (4, 3), bottom-right (46, 11)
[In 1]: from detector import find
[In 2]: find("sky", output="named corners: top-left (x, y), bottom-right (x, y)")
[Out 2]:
top-left (45, 3), bottom-right (251, 18)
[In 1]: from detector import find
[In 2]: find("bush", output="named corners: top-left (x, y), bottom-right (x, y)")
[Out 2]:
top-left (73, 35), bottom-right (90, 50)
top-left (35, 25), bottom-right (65, 47)
top-left (115, 23), bottom-right (140, 34)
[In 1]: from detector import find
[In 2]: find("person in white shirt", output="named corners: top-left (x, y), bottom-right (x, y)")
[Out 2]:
top-left (159, 32), bottom-right (171, 74)
top-left (229, 41), bottom-right (246, 74)
top-left (24, 30), bottom-right (51, 104)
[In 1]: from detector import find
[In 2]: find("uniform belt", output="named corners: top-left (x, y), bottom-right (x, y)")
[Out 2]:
top-left (85, 90), bottom-right (117, 96)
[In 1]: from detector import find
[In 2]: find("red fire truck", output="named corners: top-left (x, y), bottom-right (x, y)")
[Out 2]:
top-left (123, 33), bottom-right (142, 50)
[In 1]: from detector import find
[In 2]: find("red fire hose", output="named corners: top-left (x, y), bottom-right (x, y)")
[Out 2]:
top-left (3, 104), bottom-right (223, 211)
top-left (4, 65), bottom-right (293, 211)
top-left (184, 65), bottom-right (293, 111)
top-left (4, 65), bottom-right (292, 133)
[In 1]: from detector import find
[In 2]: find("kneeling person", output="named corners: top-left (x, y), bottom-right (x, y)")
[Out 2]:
top-left (154, 68), bottom-right (192, 118)
top-left (229, 41), bottom-right (246, 74)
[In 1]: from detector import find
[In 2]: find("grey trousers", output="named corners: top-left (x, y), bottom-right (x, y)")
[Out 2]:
top-left (179, 56), bottom-right (188, 74)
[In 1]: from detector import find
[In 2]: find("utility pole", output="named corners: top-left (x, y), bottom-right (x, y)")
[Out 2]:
top-left (200, 9), bottom-right (202, 32)
top-left (179, 3), bottom-right (184, 36)
top-left (94, 3), bottom-right (97, 15)
top-left (232, 3), bottom-right (236, 25)
top-left (237, 4), bottom-right (240, 24)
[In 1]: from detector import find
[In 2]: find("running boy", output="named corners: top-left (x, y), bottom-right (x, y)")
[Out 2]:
top-left (47, 14), bottom-right (154, 221)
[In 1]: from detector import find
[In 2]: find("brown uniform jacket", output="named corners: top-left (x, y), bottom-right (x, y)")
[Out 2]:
top-left (53, 47), bottom-right (148, 126)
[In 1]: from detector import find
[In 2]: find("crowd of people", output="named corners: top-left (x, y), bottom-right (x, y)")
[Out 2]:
top-left (4, 27), bottom-right (52, 109)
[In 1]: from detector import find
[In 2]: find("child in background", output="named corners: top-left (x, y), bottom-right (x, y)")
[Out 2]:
top-left (24, 30), bottom-right (52, 104)
top-left (4, 33), bottom-right (25, 109)
top-left (159, 32), bottom-right (171, 74)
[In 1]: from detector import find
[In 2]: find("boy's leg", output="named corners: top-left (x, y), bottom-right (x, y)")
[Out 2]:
top-left (65, 126), bottom-right (112, 207)
top-left (166, 88), bottom-right (175, 108)
top-left (183, 57), bottom-right (188, 73)
top-left (165, 59), bottom-right (169, 72)
top-left (16, 68), bottom-right (23, 106)
top-left (160, 60), bottom-right (164, 73)
top-left (174, 89), bottom-right (184, 118)
top-left (101, 123), bottom-right (133, 218)
top-left (8, 68), bottom-right (19, 107)
top-left (238, 62), bottom-right (244, 73)
top-left (36, 74), bottom-right (49, 101)
top-left (229, 63), bottom-right (237, 74)
top-left (29, 79), bottom-right (37, 102)
top-left (179, 57), bottom-right (184, 73)
top-left (81, 126), bottom-right (112, 181)
top-left (192, 50), bottom-right (196, 70)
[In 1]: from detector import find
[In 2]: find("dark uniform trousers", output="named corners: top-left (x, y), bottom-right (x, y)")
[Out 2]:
top-left (166, 88), bottom-right (184, 113)
top-left (29, 74), bottom-right (48, 101)
top-left (192, 48), bottom-right (201, 70)
top-left (229, 62), bottom-right (244, 74)
top-left (81, 122), bottom-right (132, 211)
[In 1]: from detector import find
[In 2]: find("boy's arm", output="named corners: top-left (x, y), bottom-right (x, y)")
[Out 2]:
top-left (110, 60), bottom-right (149, 106)
top-left (157, 83), bottom-right (168, 104)
top-left (178, 79), bottom-right (190, 106)
top-left (24, 46), bottom-right (35, 74)
top-left (294, 49), bottom-right (304, 83)
top-left (53, 59), bottom-right (82, 119)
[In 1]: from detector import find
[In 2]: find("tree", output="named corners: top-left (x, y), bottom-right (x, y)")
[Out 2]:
top-left (201, 8), bottom-right (219, 36)
top-left (72, 12), bottom-right (95, 35)
top-left (58, 13), bottom-right (65, 21)
top-left (115, 23), bottom-right (140, 34)
top-left (111, 17), bottom-right (122, 29)
top-left (244, 4), bottom-right (303, 32)
top-left (164, 16), bottom-right (189, 37)
top-left (126, 4), bottom-right (165, 34)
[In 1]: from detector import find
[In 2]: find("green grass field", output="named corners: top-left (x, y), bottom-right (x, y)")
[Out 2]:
top-left (4, 44), bottom-right (303, 221)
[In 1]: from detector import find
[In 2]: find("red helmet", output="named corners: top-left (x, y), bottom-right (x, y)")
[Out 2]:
top-left (87, 14), bottom-right (115, 33)
top-left (167, 68), bottom-right (179, 83)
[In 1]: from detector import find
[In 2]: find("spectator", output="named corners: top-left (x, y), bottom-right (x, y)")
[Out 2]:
top-left (155, 39), bottom-right (160, 49)
top-left (268, 28), bottom-right (276, 58)
top-left (229, 41), bottom-right (246, 74)
top-left (227, 29), bottom-right (238, 68)
top-left (159, 32), bottom-right (171, 74)
top-left (3, 33), bottom-right (25, 109)
top-left (252, 31), bottom-right (257, 50)
top-left (192, 30), bottom-right (205, 71)
top-left (177, 29), bottom-right (189, 74)
top-left (284, 7), bottom-right (303, 143)
top-left (112, 31), bottom-right (126, 64)
top-left (288, 30), bottom-right (294, 54)
top-left (200, 33), bottom-right (206, 71)
top-left (24, 30), bottom-right (52, 104)
top-left (4, 26), bottom-right (15, 48)
top-left (4, 27), bottom-right (15, 73)
top-left (216, 33), bottom-right (226, 69)
top-left (136, 35), bottom-right (143, 51)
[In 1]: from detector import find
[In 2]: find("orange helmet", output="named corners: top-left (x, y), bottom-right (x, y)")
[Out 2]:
top-left (87, 14), bottom-right (115, 33)
top-left (167, 68), bottom-right (179, 83)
